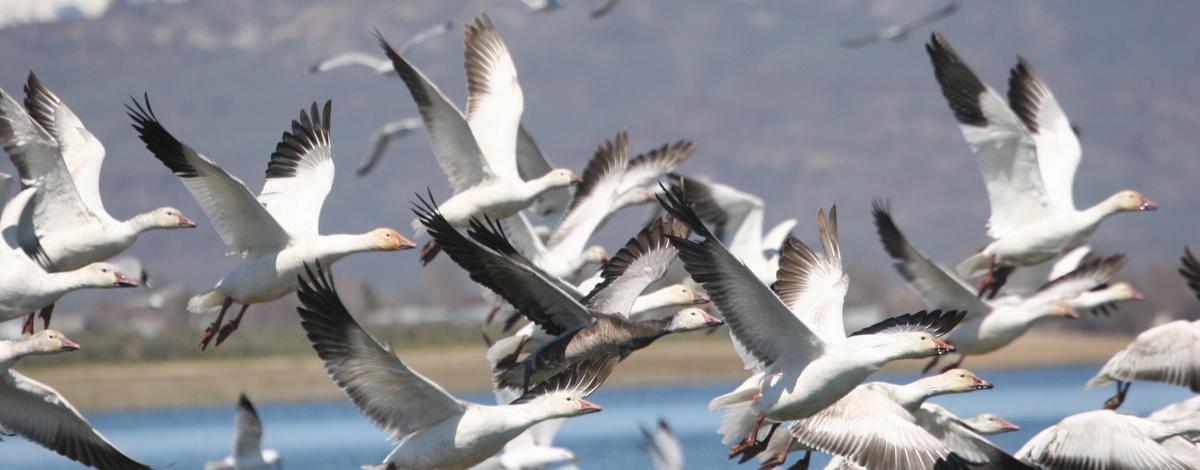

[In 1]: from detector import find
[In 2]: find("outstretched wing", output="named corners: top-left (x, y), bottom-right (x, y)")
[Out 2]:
top-left (257, 101), bottom-right (335, 237)
top-left (1008, 57), bottom-right (1081, 211)
top-left (772, 206), bottom-right (848, 341)
top-left (23, 72), bottom-right (109, 218)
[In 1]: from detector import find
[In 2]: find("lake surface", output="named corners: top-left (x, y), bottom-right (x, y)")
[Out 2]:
top-left (5, 364), bottom-right (1195, 469)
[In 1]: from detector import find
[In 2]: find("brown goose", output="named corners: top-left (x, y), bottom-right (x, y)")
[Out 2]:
top-left (413, 196), bottom-right (722, 393)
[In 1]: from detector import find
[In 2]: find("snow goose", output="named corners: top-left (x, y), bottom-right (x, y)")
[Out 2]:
top-left (128, 97), bottom-right (415, 350)
top-left (204, 393), bottom-right (281, 470)
top-left (872, 201), bottom-right (1130, 373)
top-left (925, 33), bottom-right (1156, 298)
top-left (1016, 409), bottom-right (1200, 470)
top-left (759, 369), bottom-right (1014, 470)
top-left (415, 200), bottom-right (721, 392)
top-left (1086, 319), bottom-right (1200, 410)
top-left (0, 187), bottom-right (139, 333)
top-left (354, 117), bottom-right (423, 177)
top-left (669, 174), bottom-right (797, 283)
top-left (841, 1), bottom-right (959, 49)
top-left (484, 214), bottom-right (710, 367)
top-left (642, 419), bottom-right (683, 470)
top-left (960, 413), bottom-right (1021, 435)
top-left (0, 330), bottom-right (151, 470)
top-left (306, 21), bottom-right (453, 76)
top-left (656, 185), bottom-right (963, 460)
top-left (0, 80), bottom-right (196, 273)
top-left (294, 263), bottom-right (606, 469)
top-left (376, 17), bottom-right (581, 260)
top-left (517, 126), bottom-right (572, 218)
top-left (1149, 396), bottom-right (1200, 423)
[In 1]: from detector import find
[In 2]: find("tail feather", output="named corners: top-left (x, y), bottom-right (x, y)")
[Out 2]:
top-left (186, 289), bottom-right (226, 314)
top-left (718, 401), bottom-right (758, 445)
top-left (709, 375), bottom-right (760, 411)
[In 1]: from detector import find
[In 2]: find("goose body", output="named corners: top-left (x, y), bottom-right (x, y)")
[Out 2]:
top-left (871, 202), bottom-right (1130, 368)
top-left (129, 97), bottom-right (413, 349)
top-left (0, 77), bottom-right (195, 273)
top-left (0, 187), bottom-right (139, 324)
top-left (204, 394), bottom-right (281, 470)
top-left (295, 265), bottom-right (605, 469)
top-left (0, 330), bottom-right (150, 470)
top-left (656, 187), bottom-right (963, 458)
top-left (924, 34), bottom-right (1155, 295)
top-left (1016, 409), bottom-right (1200, 470)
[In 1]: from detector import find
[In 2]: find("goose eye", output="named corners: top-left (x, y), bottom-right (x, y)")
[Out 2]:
top-left (920, 336), bottom-right (927, 340)
top-left (566, 397), bottom-right (572, 401)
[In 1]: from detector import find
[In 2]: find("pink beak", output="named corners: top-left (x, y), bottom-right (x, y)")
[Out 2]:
top-left (1140, 199), bottom-right (1158, 211)
top-left (569, 175), bottom-right (584, 185)
top-left (973, 377), bottom-right (993, 390)
top-left (60, 337), bottom-right (81, 351)
top-left (703, 313), bottom-right (724, 327)
top-left (176, 213), bottom-right (198, 228)
top-left (578, 398), bottom-right (602, 413)
top-left (1132, 291), bottom-right (1146, 301)
top-left (398, 235), bottom-right (418, 250)
top-left (114, 272), bottom-right (141, 288)
top-left (692, 291), bottom-right (711, 305)
top-left (1063, 307), bottom-right (1081, 319)
top-left (997, 417), bottom-right (1021, 432)
top-left (933, 338), bottom-right (956, 354)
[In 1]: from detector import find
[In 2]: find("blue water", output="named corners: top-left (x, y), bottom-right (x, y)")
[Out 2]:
top-left (5, 364), bottom-right (1195, 469)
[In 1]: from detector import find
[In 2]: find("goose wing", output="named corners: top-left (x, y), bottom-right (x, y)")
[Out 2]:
top-left (1026, 254), bottom-right (1125, 305)
top-left (517, 126), bottom-right (571, 217)
top-left (296, 264), bottom-right (468, 439)
top-left (398, 21), bottom-right (453, 54)
top-left (1180, 247), bottom-right (1200, 303)
top-left (355, 117), bottom-right (422, 177)
top-left (1087, 320), bottom-right (1200, 392)
top-left (128, 95), bottom-right (290, 256)
top-left (465, 13), bottom-right (524, 182)
top-left (306, 52), bottom-right (389, 75)
top-left (376, 31), bottom-right (495, 193)
top-left (1016, 410), bottom-right (1191, 470)
top-left (23, 73), bottom-right (109, 218)
top-left (641, 419), bottom-right (684, 470)
top-left (0, 370), bottom-right (149, 470)
top-left (658, 183), bottom-right (825, 369)
top-left (233, 393), bottom-right (264, 459)
top-left (926, 33), bottom-right (1057, 240)
top-left (1008, 57), bottom-right (1081, 211)
top-left (772, 206), bottom-right (848, 341)
top-left (617, 140), bottom-right (697, 196)
top-left (582, 215), bottom-right (689, 315)
top-left (788, 383), bottom-right (950, 470)
top-left (872, 201), bottom-right (989, 320)
top-left (0, 88), bottom-right (100, 256)
top-left (546, 132), bottom-right (628, 259)
top-left (257, 101), bottom-right (335, 237)
top-left (414, 195), bottom-right (592, 336)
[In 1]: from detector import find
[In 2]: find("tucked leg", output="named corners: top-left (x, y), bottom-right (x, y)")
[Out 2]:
top-left (38, 303), bottom-right (55, 330)
top-left (758, 434), bottom-right (794, 469)
top-left (922, 355), bottom-right (942, 374)
top-left (199, 298), bottom-right (234, 351)
top-left (419, 240), bottom-right (442, 266)
top-left (21, 313), bottom-right (34, 335)
top-left (1104, 381), bottom-right (1131, 410)
top-left (940, 355), bottom-right (966, 373)
top-left (215, 304), bottom-right (251, 347)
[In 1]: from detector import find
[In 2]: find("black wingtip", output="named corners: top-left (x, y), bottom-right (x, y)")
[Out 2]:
top-left (654, 181), bottom-right (716, 242)
top-left (925, 32), bottom-right (988, 127)
top-left (849, 309), bottom-right (965, 338)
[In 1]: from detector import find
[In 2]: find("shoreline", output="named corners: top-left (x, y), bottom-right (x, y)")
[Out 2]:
top-left (26, 330), bottom-right (1131, 412)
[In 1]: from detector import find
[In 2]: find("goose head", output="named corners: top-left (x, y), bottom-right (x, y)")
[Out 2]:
top-left (1105, 282), bottom-right (1145, 302)
top-left (369, 228), bottom-right (417, 251)
top-left (653, 284), bottom-right (710, 307)
top-left (145, 207), bottom-right (197, 229)
top-left (543, 169), bottom-right (583, 189)
top-left (664, 307), bottom-right (724, 332)
top-left (890, 331), bottom-right (955, 359)
top-left (533, 391), bottom-right (603, 418)
top-left (1109, 190), bottom-right (1157, 212)
top-left (964, 413), bottom-right (1020, 434)
top-left (83, 263), bottom-right (141, 288)
top-left (936, 368), bottom-right (993, 392)
top-left (26, 329), bottom-right (81, 354)
top-left (583, 246), bottom-right (609, 265)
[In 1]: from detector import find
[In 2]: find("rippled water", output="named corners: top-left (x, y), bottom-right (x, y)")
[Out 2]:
top-left (5, 364), bottom-right (1194, 469)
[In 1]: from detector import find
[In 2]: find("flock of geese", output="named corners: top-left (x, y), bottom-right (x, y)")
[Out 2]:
top-left (0, 9), bottom-right (1197, 470)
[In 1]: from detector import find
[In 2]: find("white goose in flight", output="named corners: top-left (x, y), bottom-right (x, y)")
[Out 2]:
top-left (306, 21), bottom-right (453, 76)
top-left (871, 201), bottom-right (1136, 373)
top-left (657, 185), bottom-right (963, 461)
top-left (1016, 409), bottom-right (1200, 470)
top-left (204, 393), bottom-right (281, 470)
top-left (129, 97), bottom-right (415, 350)
top-left (295, 263), bottom-right (607, 469)
top-left (0, 330), bottom-right (151, 470)
top-left (375, 15), bottom-right (581, 262)
top-left (925, 33), bottom-right (1156, 298)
